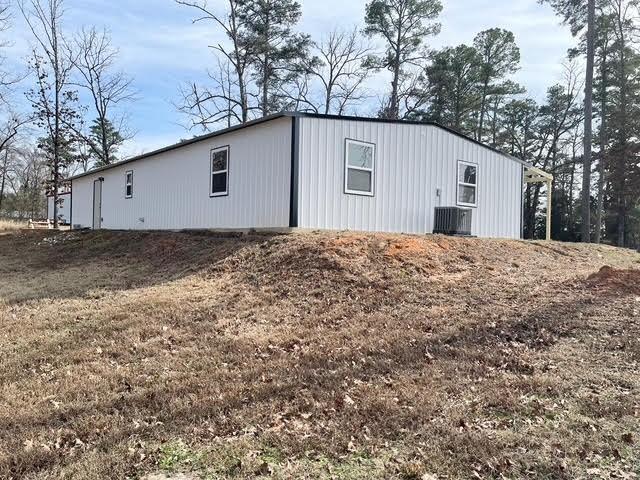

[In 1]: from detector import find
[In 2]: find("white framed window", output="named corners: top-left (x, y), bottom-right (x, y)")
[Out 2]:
top-left (125, 170), bottom-right (133, 199)
top-left (345, 139), bottom-right (375, 196)
top-left (210, 146), bottom-right (229, 197)
top-left (457, 161), bottom-right (478, 207)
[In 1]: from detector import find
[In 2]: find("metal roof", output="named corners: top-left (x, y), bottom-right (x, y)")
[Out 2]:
top-left (68, 112), bottom-right (530, 181)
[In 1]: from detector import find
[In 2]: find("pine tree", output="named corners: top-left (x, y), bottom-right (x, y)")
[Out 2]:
top-left (499, 98), bottom-right (539, 160)
top-left (603, 0), bottom-right (640, 246)
top-left (472, 28), bottom-right (521, 142)
top-left (364, 0), bottom-right (442, 119)
top-left (88, 118), bottom-right (124, 168)
top-left (592, 12), bottom-right (615, 243)
top-left (581, 0), bottom-right (595, 243)
top-left (423, 45), bottom-right (482, 134)
top-left (540, 0), bottom-right (596, 242)
top-left (239, 0), bottom-right (314, 117)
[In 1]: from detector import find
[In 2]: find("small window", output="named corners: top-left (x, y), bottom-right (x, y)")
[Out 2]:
top-left (345, 139), bottom-right (375, 196)
top-left (457, 161), bottom-right (478, 207)
top-left (210, 146), bottom-right (229, 197)
top-left (125, 171), bottom-right (133, 198)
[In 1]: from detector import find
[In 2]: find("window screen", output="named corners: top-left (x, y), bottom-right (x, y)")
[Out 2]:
top-left (457, 162), bottom-right (478, 206)
top-left (210, 147), bottom-right (229, 196)
top-left (125, 171), bottom-right (133, 198)
top-left (345, 139), bottom-right (375, 195)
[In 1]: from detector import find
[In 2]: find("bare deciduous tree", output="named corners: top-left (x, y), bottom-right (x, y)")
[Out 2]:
top-left (0, 1), bottom-right (26, 104)
top-left (309, 29), bottom-right (373, 115)
top-left (178, 56), bottom-right (254, 130)
top-left (70, 27), bottom-right (135, 166)
top-left (176, 0), bottom-right (254, 129)
top-left (5, 146), bottom-right (48, 219)
top-left (0, 115), bottom-right (26, 211)
top-left (277, 29), bottom-right (373, 115)
top-left (20, 0), bottom-right (77, 228)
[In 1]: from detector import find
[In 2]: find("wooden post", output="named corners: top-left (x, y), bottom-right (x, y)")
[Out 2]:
top-left (524, 167), bottom-right (554, 242)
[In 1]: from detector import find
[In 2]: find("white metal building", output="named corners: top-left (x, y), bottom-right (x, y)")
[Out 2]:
top-left (68, 112), bottom-right (531, 239)
top-left (47, 192), bottom-right (72, 224)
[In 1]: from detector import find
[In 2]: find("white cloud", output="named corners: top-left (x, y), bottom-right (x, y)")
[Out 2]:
top-left (7, 0), bottom-right (578, 153)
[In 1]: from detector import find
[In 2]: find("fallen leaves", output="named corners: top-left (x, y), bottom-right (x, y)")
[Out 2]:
top-left (1, 230), bottom-right (640, 479)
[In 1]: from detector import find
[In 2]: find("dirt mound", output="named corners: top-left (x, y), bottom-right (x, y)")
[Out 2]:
top-left (586, 266), bottom-right (640, 293)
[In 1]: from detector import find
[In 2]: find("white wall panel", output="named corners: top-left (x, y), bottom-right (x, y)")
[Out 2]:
top-left (71, 118), bottom-right (292, 230)
top-left (46, 193), bottom-right (71, 223)
top-left (297, 117), bottom-right (523, 239)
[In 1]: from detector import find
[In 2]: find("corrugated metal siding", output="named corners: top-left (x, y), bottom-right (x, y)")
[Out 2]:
top-left (72, 117), bottom-right (292, 230)
top-left (47, 194), bottom-right (71, 223)
top-left (297, 117), bottom-right (523, 239)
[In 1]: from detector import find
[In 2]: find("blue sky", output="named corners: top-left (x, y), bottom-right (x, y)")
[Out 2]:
top-left (9, 0), bottom-right (576, 156)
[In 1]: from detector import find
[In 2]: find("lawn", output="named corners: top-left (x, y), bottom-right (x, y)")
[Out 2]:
top-left (0, 230), bottom-right (639, 479)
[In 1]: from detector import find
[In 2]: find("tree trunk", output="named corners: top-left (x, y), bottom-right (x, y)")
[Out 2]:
top-left (53, 103), bottom-right (60, 228)
top-left (581, 0), bottom-right (596, 243)
top-left (262, 57), bottom-right (268, 117)
top-left (477, 78), bottom-right (489, 141)
top-left (569, 156), bottom-right (576, 226)
top-left (229, 1), bottom-right (248, 123)
top-left (615, 11), bottom-right (628, 248)
top-left (617, 201), bottom-right (626, 247)
top-left (490, 97), bottom-right (499, 146)
top-left (595, 158), bottom-right (605, 243)
top-left (0, 150), bottom-right (7, 212)
top-left (100, 116), bottom-right (109, 166)
top-left (238, 72), bottom-right (248, 122)
top-left (52, 13), bottom-right (61, 230)
top-left (595, 38), bottom-right (609, 244)
top-left (261, 10), bottom-right (271, 118)
top-left (388, 16), bottom-right (403, 120)
top-left (529, 183), bottom-right (543, 239)
top-left (389, 53), bottom-right (401, 119)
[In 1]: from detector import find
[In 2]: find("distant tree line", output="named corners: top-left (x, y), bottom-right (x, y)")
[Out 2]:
top-left (0, 0), bottom-right (135, 226)
top-left (1, 0), bottom-right (639, 248)
top-left (177, 0), bottom-right (640, 248)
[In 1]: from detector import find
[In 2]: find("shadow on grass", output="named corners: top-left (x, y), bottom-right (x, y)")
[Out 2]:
top-left (2, 266), bottom-right (632, 479)
top-left (0, 230), bottom-right (279, 305)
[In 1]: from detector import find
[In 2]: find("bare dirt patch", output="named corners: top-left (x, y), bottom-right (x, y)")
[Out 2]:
top-left (0, 230), bottom-right (639, 479)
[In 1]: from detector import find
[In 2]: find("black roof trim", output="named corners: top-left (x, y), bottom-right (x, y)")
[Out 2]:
top-left (68, 112), bottom-right (529, 180)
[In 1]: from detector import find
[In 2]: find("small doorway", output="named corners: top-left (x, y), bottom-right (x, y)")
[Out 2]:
top-left (92, 179), bottom-right (103, 229)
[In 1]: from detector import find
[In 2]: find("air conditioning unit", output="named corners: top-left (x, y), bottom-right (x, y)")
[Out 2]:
top-left (433, 207), bottom-right (473, 236)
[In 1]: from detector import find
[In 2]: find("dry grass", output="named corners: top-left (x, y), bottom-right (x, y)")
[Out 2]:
top-left (0, 218), bottom-right (27, 231)
top-left (1, 230), bottom-right (639, 479)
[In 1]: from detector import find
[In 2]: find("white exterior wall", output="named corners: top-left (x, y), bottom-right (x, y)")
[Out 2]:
top-left (47, 193), bottom-right (71, 224)
top-left (72, 117), bottom-right (292, 230)
top-left (296, 117), bottom-right (523, 239)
